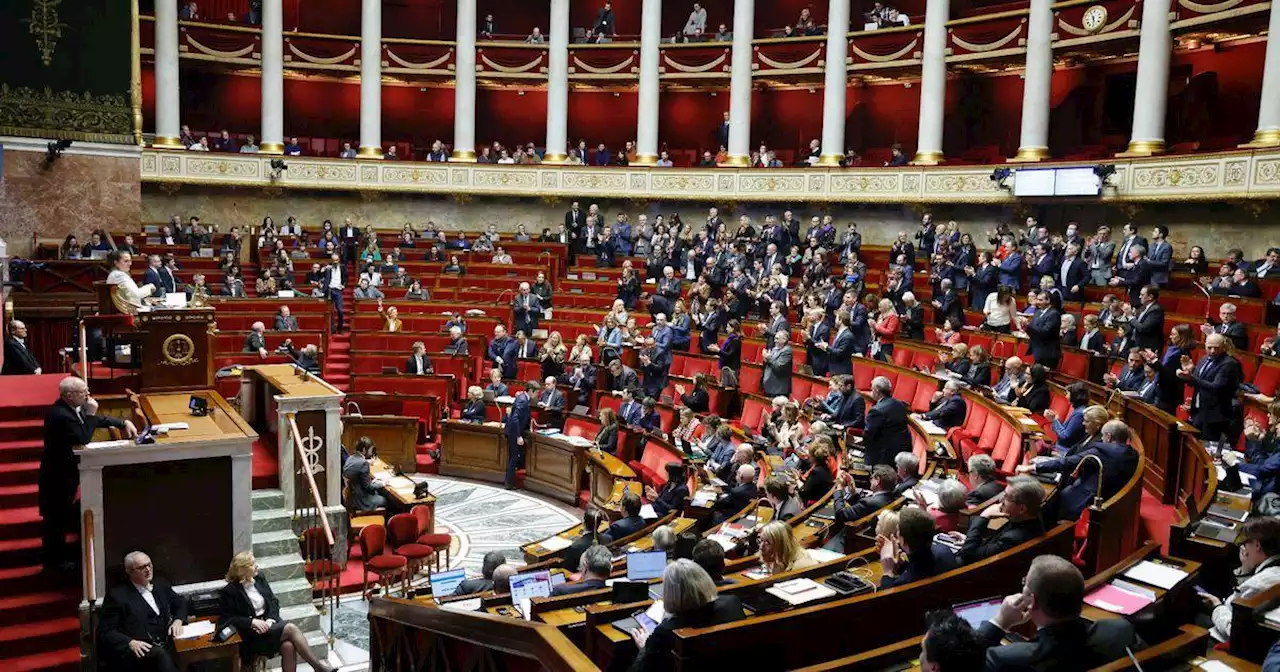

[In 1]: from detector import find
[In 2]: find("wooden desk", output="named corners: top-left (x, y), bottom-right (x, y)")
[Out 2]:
top-left (587, 450), bottom-right (637, 513)
top-left (175, 616), bottom-right (242, 672)
top-left (526, 433), bottom-right (589, 505)
top-left (344, 414), bottom-right (420, 473)
top-left (440, 420), bottom-right (509, 483)
top-left (371, 458), bottom-right (438, 519)
top-left (141, 391), bottom-right (257, 443)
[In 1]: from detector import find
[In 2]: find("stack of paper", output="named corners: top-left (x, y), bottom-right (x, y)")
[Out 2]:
top-left (766, 578), bottom-right (837, 606)
top-left (538, 536), bottom-right (573, 552)
top-left (915, 418), bottom-right (945, 435)
top-left (691, 490), bottom-right (718, 507)
top-left (176, 621), bottom-right (216, 640)
top-left (639, 504), bottom-right (659, 519)
top-left (1084, 582), bottom-right (1156, 615)
top-left (706, 534), bottom-right (736, 551)
top-left (1122, 560), bottom-right (1189, 589)
top-left (1263, 605), bottom-right (1280, 627)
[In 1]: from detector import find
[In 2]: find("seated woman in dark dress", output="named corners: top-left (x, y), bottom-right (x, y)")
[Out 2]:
top-left (218, 552), bottom-right (334, 672)
top-left (645, 462), bottom-right (690, 516)
top-left (461, 385), bottom-right (489, 423)
top-left (628, 559), bottom-right (744, 672)
top-left (595, 408), bottom-right (620, 455)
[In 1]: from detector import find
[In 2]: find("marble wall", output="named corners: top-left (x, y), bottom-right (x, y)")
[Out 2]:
top-left (140, 185), bottom-right (1280, 259)
top-left (1, 149), bottom-right (141, 257)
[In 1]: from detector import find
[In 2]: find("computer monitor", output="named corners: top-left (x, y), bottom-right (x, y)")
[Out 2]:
top-left (626, 551), bottom-right (667, 582)
top-left (508, 569), bottom-right (554, 604)
top-left (429, 568), bottom-right (467, 597)
top-left (952, 596), bottom-right (1004, 628)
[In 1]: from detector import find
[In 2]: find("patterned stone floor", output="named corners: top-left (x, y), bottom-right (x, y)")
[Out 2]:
top-left (320, 475), bottom-right (582, 670)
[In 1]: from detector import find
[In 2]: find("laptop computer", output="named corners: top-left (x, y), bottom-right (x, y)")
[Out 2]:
top-left (429, 568), bottom-right (467, 597)
top-left (626, 551), bottom-right (666, 582)
top-left (952, 596), bottom-right (1004, 628)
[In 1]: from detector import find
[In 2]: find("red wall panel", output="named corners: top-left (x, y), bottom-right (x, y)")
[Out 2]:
top-left (753, 88), bottom-right (824, 153)
top-left (657, 90), bottom-right (727, 152)
top-left (382, 86), bottom-right (455, 148)
top-left (178, 71), bottom-right (263, 134)
top-left (567, 90), bottom-right (639, 147)
top-left (476, 89), bottom-right (549, 147)
top-left (282, 79), bottom-right (359, 141)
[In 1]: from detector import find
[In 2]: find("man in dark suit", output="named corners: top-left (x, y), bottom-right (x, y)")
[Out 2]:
top-left (273, 306), bottom-right (299, 331)
top-left (1105, 348), bottom-right (1147, 392)
top-left (1023, 290), bottom-right (1062, 370)
top-left (405, 341), bottom-right (434, 375)
top-left (552, 545), bottom-right (611, 596)
top-left (606, 492), bottom-right (647, 540)
top-left (513, 282), bottom-right (542, 337)
top-left (503, 381), bottom-right (536, 488)
top-left (565, 201), bottom-right (586, 243)
top-left (977, 555), bottom-right (1141, 669)
top-left (321, 253), bottom-right (346, 333)
top-left (1202, 302), bottom-right (1250, 351)
top-left (1129, 285), bottom-right (1165, 352)
top-left (591, 1), bottom-right (615, 38)
top-left (716, 111), bottom-right (730, 149)
top-left (998, 244), bottom-right (1024, 292)
top-left (3, 319), bottom-right (41, 375)
top-left (608, 359), bottom-right (640, 393)
top-left (920, 381), bottom-right (966, 429)
top-left (1057, 243), bottom-right (1088, 303)
top-left (959, 476), bottom-right (1045, 564)
top-left (98, 551), bottom-right (188, 672)
top-left (1179, 333), bottom-right (1242, 444)
top-left (42, 377), bottom-right (134, 571)
top-left (822, 313), bottom-right (855, 376)
top-left (830, 377), bottom-right (867, 429)
top-left (932, 279), bottom-right (964, 328)
top-left (804, 311), bottom-right (831, 377)
top-left (1147, 226), bottom-right (1173, 286)
top-left (848, 296), bottom-right (871, 355)
top-left (900, 293), bottom-right (925, 341)
top-left (536, 376), bottom-right (566, 428)
top-left (638, 337), bottom-right (670, 400)
top-left (1019, 420), bottom-right (1140, 521)
top-left (965, 454), bottom-right (1005, 508)
top-left (453, 551), bottom-right (506, 596)
top-left (862, 377), bottom-right (912, 467)
top-left (711, 463), bottom-right (759, 524)
top-left (142, 255), bottom-right (166, 298)
top-left (1110, 245), bottom-right (1151, 305)
top-left (339, 218), bottom-right (360, 264)
top-left (1114, 223), bottom-right (1147, 273)
top-left (487, 325), bottom-right (519, 379)
top-left (826, 466), bottom-right (897, 551)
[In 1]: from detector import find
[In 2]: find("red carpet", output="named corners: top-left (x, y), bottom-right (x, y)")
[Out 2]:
top-left (0, 375), bottom-right (81, 671)
top-left (252, 434), bottom-right (281, 490)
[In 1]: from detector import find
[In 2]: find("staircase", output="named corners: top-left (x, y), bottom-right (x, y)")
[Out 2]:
top-left (324, 333), bottom-right (350, 392)
top-left (0, 395), bottom-right (81, 671)
top-left (250, 489), bottom-right (329, 667)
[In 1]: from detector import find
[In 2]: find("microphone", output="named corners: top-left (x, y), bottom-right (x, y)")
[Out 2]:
top-left (1068, 453), bottom-right (1106, 509)
top-left (344, 401), bottom-right (363, 418)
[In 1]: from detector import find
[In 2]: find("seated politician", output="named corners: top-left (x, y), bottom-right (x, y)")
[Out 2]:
top-left (552, 545), bottom-right (611, 596)
top-left (959, 476), bottom-right (1045, 564)
top-left (562, 508), bottom-right (613, 572)
top-left (826, 465), bottom-right (898, 551)
top-left (218, 552), bottom-right (333, 672)
top-left (98, 551), bottom-right (188, 672)
top-left (919, 381), bottom-right (967, 429)
top-left (606, 491), bottom-right (647, 540)
top-left (461, 386), bottom-right (490, 423)
top-left (978, 555), bottom-right (1142, 668)
top-left (627, 560), bottom-right (745, 672)
top-left (452, 551), bottom-right (518, 597)
top-left (711, 463), bottom-right (758, 524)
top-left (644, 462), bottom-right (690, 516)
top-left (342, 436), bottom-right (400, 514)
top-left (759, 520), bottom-right (819, 575)
top-left (879, 506), bottom-right (960, 589)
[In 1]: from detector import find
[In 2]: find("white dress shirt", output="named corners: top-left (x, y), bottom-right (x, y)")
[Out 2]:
top-left (106, 269), bottom-right (151, 308)
top-left (243, 581), bottom-right (267, 617)
top-left (136, 583), bottom-right (160, 615)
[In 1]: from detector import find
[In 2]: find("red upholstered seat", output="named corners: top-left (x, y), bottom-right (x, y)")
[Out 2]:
top-left (367, 554), bottom-right (409, 571)
top-left (412, 504), bottom-right (452, 571)
top-left (739, 367), bottom-right (762, 396)
top-left (358, 525), bottom-right (407, 598)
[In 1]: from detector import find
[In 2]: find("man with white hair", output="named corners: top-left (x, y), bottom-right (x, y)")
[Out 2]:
top-left (98, 550), bottom-right (188, 671)
top-left (444, 325), bottom-right (469, 355)
top-left (536, 376), bottom-right (566, 427)
top-left (1018, 419), bottom-right (1139, 521)
top-left (242, 321), bottom-right (268, 358)
top-left (42, 377), bottom-right (136, 572)
top-left (513, 281), bottom-right (542, 336)
top-left (992, 356), bottom-right (1026, 404)
top-left (900, 291), bottom-right (924, 340)
top-left (893, 452), bottom-right (921, 495)
top-left (919, 380), bottom-right (967, 429)
top-left (863, 376), bottom-right (911, 467)
top-left (652, 266), bottom-right (682, 318)
top-left (712, 462), bottom-right (758, 524)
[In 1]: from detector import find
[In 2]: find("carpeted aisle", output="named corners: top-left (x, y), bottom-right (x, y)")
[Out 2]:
top-left (0, 375), bottom-right (82, 671)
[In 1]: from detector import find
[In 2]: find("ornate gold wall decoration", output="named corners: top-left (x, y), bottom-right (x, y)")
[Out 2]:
top-left (0, 84), bottom-right (132, 143)
top-left (25, 0), bottom-right (67, 67)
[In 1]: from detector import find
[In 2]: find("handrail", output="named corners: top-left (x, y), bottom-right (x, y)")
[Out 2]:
top-left (83, 508), bottom-right (96, 602)
top-left (286, 412), bottom-right (335, 546)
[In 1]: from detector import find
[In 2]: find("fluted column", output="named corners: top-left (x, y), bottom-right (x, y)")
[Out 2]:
top-left (259, 0), bottom-right (284, 154)
top-left (451, 0), bottom-right (478, 161)
top-left (724, 0), bottom-right (756, 166)
top-left (1123, 0), bottom-right (1172, 155)
top-left (1013, 0), bottom-right (1053, 161)
top-left (357, 0), bottom-right (383, 158)
top-left (634, 0), bottom-right (663, 165)
top-left (543, 0), bottom-right (570, 162)
top-left (152, 0), bottom-right (182, 147)
top-left (1247, 0), bottom-right (1280, 146)
top-left (913, 0), bottom-right (948, 164)
top-left (817, 0), bottom-right (851, 165)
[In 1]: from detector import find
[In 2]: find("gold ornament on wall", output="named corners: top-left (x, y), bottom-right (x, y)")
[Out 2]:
top-left (162, 333), bottom-right (196, 365)
top-left (26, 0), bottom-right (67, 66)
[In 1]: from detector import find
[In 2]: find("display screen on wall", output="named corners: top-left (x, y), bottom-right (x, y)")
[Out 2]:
top-left (1013, 167), bottom-right (1100, 197)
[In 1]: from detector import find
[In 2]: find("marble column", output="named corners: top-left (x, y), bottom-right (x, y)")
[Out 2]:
top-left (724, 0), bottom-right (756, 166)
top-left (451, 0), bottom-right (478, 161)
top-left (1247, 0), bottom-right (1280, 146)
top-left (634, 0), bottom-right (663, 165)
top-left (913, 0), bottom-right (949, 164)
top-left (1123, 0), bottom-right (1172, 155)
top-left (259, 0), bottom-right (284, 154)
top-left (1013, 0), bottom-right (1053, 161)
top-left (357, 0), bottom-right (383, 158)
top-left (817, 0), bottom-right (851, 165)
top-left (152, 0), bottom-right (182, 147)
top-left (543, 0), bottom-right (570, 162)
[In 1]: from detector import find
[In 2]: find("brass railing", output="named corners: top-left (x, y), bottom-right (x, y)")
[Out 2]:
top-left (286, 412), bottom-right (340, 636)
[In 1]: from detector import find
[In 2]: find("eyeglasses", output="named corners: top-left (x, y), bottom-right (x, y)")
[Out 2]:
top-left (129, 562), bottom-right (153, 572)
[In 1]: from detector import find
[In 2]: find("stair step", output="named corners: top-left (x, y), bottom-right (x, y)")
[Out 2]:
top-left (278, 603), bottom-right (322, 633)
top-left (266, 576), bottom-right (315, 606)
top-left (0, 591), bottom-right (80, 627)
top-left (252, 508), bottom-right (295, 534)
top-left (251, 488), bottom-right (286, 511)
top-left (0, 441), bottom-right (43, 462)
top-left (0, 616), bottom-right (80, 658)
top-left (256, 554), bottom-right (307, 584)
top-left (0, 535), bottom-right (62, 569)
top-left (0, 419), bottom-right (44, 440)
top-left (0, 647), bottom-right (81, 672)
top-left (0, 484), bottom-right (39, 509)
top-left (0, 506), bottom-right (42, 541)
top-left (253, 529), bottom-right (300, 558)
top-left (0, 462), bottom-right (39, 487)
top-left (0, 565), bottom-right (68, 598)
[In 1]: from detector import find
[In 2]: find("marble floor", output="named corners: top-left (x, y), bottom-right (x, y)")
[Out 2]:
top-left (312, 475), bottom-right (583, 671)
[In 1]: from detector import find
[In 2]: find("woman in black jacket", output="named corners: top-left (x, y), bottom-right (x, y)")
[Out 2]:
top-left (964, 345), bottom-right (993, 388)
top-left (562, 508), bottom-right (612, 571)
top-left (461, 386), bottom-right (489, 423)
top-left (629, 560), bottom-right (744, 672)
top-left (595, 407), bottom-right (620, 455)
top-left (797, 443), bottom-right (835, 505)
top-left (675, 373), bottom-right (710, 413)
top-left (646, 462), bottom-right (690, 516)
top-left (1015, 364), bottom-right (1051, 415)
top-left (218, 552), bottom-right (334, 672)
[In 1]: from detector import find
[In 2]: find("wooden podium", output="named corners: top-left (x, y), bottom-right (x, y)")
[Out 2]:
top-left (136, 309), bottom-right (217, 392)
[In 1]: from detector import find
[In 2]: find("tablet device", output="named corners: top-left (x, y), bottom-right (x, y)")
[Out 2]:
top-left (626, 551), bottom-right (666, 581)
top-left (952, 596), bottom-right (1004, 628)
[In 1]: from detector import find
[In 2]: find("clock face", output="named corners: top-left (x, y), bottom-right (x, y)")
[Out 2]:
top-left (1082, 5), bottom-right (1108, 33)
top-left (162, 333), bottom-right (196, 365)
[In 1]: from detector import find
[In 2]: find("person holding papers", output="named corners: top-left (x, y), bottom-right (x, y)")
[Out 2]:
top-left (606, 492), bottom-right (647, 541)
top-left (1203, 517), bottom-right (1280, 641)
top-left (627, 560), bottom-right (744, 672)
